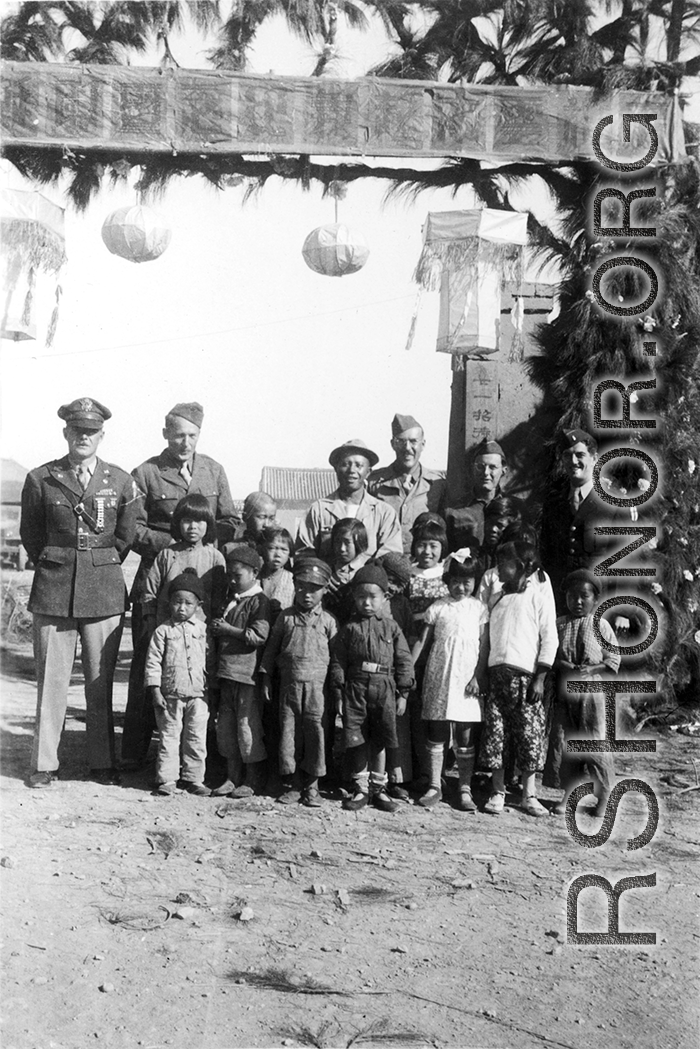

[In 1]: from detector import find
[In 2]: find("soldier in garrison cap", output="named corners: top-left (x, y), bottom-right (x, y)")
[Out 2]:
top-left (259, 555), bottom-right (338, 807)
top-left (122, 401), bottom-right (238, 768)
top-left (297, 438), bottom-right (402, 565)
top-left (444, 437), bottom-right (508, 550)
top-left (539, 426), bottom-right (632, 612)
top-left (368, 413), bottom-right (447, 553)
top-left (20, 398), bottom-right (143, 788)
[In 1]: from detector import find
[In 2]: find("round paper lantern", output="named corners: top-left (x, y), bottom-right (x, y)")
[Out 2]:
top-left (302, 223), bottom-right (369, 277)
top-left (101, 205), bottom-right (171, 263)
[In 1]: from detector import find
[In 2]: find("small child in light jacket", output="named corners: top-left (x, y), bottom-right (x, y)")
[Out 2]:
top-left (144, 571), bottom-right (212, 797)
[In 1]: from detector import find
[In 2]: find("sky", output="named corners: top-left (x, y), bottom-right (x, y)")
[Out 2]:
top-left (2, 8), bottom-right (697, 498)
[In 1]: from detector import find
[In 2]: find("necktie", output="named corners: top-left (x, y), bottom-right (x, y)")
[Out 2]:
top-left (76, 465), bottom-right (90, 491)
top-left (179, 462), bottom-right (192, 487)
top-left (570, 488), bottom-right (581, 513)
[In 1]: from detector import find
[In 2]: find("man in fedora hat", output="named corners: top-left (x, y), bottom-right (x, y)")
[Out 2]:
top-left (20, 397), bottom-right (143, 787)
top-left (121, 401), bottom-right (237, 768)
top-left (297, 439), bottom-right (402, 567)
top-left (368, 413), bottom-right (446, 553)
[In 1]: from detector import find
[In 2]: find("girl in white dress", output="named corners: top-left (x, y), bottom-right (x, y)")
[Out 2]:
top-left (411, 548), bottom-right (489, 811)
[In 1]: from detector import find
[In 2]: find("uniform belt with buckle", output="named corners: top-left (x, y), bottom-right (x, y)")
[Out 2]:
top-left (46, 534), bottom-right (116, 550)
top-left (359, 661), bottom-right (390, 674)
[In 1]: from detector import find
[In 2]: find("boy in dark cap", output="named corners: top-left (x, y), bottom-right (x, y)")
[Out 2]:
top-left (144, 570), bottom-right (211, 796)
top-left (543, 568), bottom-right (621, 817)
top-left (260, 557), bottom-right (338, 807)
top-left (210, 545), bottom-right (272, 797)
top-left (330, 563), bottom-right (414, 812)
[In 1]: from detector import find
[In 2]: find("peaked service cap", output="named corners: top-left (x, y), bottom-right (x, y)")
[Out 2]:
top-left (58, 397), bottom-right (111, 428)
top-left (293, 557), bottom-right (332, 586)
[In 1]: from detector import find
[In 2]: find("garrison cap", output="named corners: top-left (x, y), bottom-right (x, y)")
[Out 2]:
top-left (329, 439), bottom-right (379, 470)
top-left (168, 570), bottom-right (205, 600)
top-left (222, 544), bottom-right (263, 572)
top-left (166, 402), bottom-right (204, 428)
top-left (391, 413), bottom-right (422, 437)
top-left (58, 397), bottom-right (111, 428)
top-left (473, 438), bottom-right (505, 459)
top-left (559, 428), bottom-right (598, 451)
top-left (293, 557), bottom-right (331, 586)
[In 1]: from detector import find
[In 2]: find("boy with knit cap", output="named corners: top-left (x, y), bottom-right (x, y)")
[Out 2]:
top-left (260, 556), bottom-right (338, 807)
top-left (144, 570), bottom-right (211, 796)
top-left (330, 563), bottom-right (414, 812)
top-left (210, 545), bottom-right (272, 797)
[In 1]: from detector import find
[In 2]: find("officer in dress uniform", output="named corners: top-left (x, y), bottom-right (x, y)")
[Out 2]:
top-left (539, 427), bottom-right (631, 612)
top-left (121, 401), bottom-right (238, 767)
top-left (368, 413), bottom-right (446, 554)
top-left (20, 398), bottom-right (143, 787)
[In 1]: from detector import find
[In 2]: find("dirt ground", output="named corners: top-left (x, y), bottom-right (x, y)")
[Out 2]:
top-left (1, 586), bottom-right (699, 1049)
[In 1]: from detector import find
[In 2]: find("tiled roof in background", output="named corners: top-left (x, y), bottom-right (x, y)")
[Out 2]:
top-left (259, 467), bottom-right (336, 507)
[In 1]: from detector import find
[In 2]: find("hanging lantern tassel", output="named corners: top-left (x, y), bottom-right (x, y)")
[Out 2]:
top-left (404, 286), bottom-right (423, 351)
top-left (302, 223), bottom-right (369, 277)
top-left (101, 205), bottom-right (171, 263)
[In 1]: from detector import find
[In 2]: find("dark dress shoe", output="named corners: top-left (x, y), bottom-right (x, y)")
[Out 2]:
top-left (90, 768), bottom-right (121, 786)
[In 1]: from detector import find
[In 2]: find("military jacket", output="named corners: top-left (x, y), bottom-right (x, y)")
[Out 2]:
top-left (21, 456), bottom-right (143, 618)
top-left (539, 486), bottom-right (630, 606)
top-left (368, 463), bottom-right (446, 553)
top-left (131, 450), bottom-right (238, 599)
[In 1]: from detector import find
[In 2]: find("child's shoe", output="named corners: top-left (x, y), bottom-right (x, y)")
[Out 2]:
top-left (182, 782), bottom-right (211, 797)
top-left (416, 786), bottom-right (442, 809)
top-left (484, 791), bottom-right (505, 815)
top-left (342, 789), bottom-right (369, 811)
top-left (521, 794), bottom-right (549, 818)
top-left (553, 798), bottom-right (568, 816)
top-left (232, 760), bottom-right (266, 798)
top-left (212, 778), bottom-right (236, 797)
top-left (372, 788), bottom-right (399, 813)
top-left (387, 782), bottom-right (410, 802)
top-left (457, 786), bottom-right (477, 812)
top-left (277, 776), bottom-right (301, 805)
top-left (155, 782), bottom-right (178, 796)
top-left (301, 785), bottom-right (322, 808)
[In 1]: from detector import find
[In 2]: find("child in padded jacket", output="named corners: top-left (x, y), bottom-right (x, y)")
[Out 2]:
top-left (209, 544), bottom-right (272, 798)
